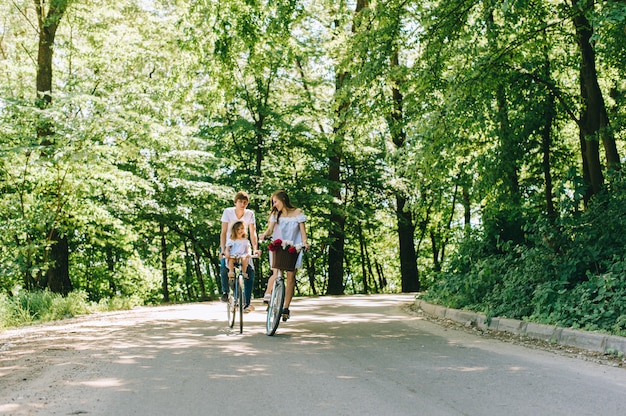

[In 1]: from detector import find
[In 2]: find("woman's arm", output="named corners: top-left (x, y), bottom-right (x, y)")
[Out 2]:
top-left (248, 222), bottom-right (260, 254)
top-left (299, 221), bottom-right (309, 250)
top-left (259, 215), bottom-right (276, 240)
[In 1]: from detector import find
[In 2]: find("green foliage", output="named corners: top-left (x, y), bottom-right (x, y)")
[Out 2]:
top-left (1, 0), bottom-right (625, 334)
top-left (426, 174), bottom-right (626, 335)
top-left (0, 290), bottom-right (141, 329)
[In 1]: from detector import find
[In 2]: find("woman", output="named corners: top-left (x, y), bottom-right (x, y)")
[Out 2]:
top-left (259, 190), bottom-right (309, 321)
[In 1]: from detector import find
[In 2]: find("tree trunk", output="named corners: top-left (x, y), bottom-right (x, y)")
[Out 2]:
top-left (192, 243), bottom-right (208, 300)
top-left (397, 195), bottom-right (420, 292)
top-left (305, 255), bottom-right (318, 296)
top-left (106, 245), bottom-right (118, 295)
top-left (483, 8), bottom-right (520, 206)
top-left (327, 85), bottom-right (346, 295)
top-left (358, 223), bottom-right (369, 294)
top-left (326, 184), bottom-right (346, 295)
top-left (36, 0), bottom-right (71, 294)
top-left (389, 50), bottom-right (420, 293)
top-left (430, 231), bottom-right (440, 273)
top-left (542, 92), bottom-right (556, 219)
top-left (572, 1), bottom-right (621, 197)
top-left (43, 229), bottom-right (72, 295)
top-left (160, 223), bottom-right (169, 303)
top-left (462, 184), bottom-right (471, 234)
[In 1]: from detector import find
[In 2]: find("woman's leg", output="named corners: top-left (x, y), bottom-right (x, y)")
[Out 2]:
top-left (283, 270), bottom-right (296, 308)
top-left (265, 269), bottom-right (278, 293)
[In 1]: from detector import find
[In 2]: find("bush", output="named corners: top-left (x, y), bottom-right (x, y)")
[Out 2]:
top-left (425, 174), bottom-right (626, 335)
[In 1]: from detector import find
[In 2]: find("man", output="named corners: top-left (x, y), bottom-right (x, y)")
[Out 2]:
top-left (219, 191), bottom-right (260, 312)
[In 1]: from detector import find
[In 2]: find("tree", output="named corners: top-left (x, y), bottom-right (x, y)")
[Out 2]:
top-left (35, 0), bottom-right (72, 294)
top-left (571, 0), bottom-right (621, 198)
top-left (326, 0), bottom-right (371, 295)
top-left (384, 2), bottom-right (420, 292)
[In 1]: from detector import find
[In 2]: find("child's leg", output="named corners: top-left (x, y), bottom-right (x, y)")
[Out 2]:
top-left (242, 258), bottom-right (249, 278)
top-left (227, 258), bottom-right (235, 278)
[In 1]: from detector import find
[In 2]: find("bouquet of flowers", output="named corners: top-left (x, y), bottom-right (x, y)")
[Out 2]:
top-left (267, 238), bottom-right (305, 254)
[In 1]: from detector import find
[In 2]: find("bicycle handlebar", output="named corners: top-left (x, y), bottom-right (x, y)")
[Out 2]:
top-left (227, 254), bottom-right (260, 260)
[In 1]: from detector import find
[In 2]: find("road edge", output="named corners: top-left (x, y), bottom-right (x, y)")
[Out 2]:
top-left (414, 298), bottom-right (626, 357)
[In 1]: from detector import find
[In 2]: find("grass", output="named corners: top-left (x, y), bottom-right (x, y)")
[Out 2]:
top-left (0, 290), bottom-right (142, 330)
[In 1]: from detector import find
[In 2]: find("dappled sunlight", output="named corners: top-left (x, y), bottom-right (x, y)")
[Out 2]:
top-left (0, 295), bottom-right (500, 406)
top-left (75, 378), bottom-right (126, 388)
top-left (0, 404), bottom-right (21, 413)
top-left (113, 355), bottom-right (142, 364)
top-left (438, 366), bottom-right (490, 372)
top-left (219, 342), bottom-right (261, 356)
top-left (157, 337), bottom-right (206, 349)
top-left (296, 333), bottom-right (336, 346)
top-left (2, 294), bottom-right (621, 416)
top-left (234, 364), bottom-right (270, 374)
top-left (208, 373), bottom-right (245, 379)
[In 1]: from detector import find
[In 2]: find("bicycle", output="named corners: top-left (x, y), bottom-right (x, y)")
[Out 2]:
top-left (226, 254), bottom-right (258, 334)
top-left (265, 246), bottom-right (300, 336)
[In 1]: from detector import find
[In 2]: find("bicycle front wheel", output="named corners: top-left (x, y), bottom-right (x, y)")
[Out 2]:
top-left (237, 275), bottom-right (245, 334)
top-left (266, 275), bottom-right (285, 336)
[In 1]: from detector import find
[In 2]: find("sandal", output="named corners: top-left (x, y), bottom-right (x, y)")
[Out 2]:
top-left (282, 308), bottom-right (290, 322)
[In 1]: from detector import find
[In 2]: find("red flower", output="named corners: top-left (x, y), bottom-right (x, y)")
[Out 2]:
top-left (288, 246), bottom-right (297, 254)
top-left (268, 239), bottom-right (282, 252)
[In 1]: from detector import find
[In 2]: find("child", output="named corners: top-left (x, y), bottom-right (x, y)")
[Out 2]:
top-left (224, 221), bottom-right (251, 279)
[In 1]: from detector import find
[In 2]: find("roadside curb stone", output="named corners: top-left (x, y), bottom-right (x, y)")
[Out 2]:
top-left (414, 298), bottom-right (626, 356)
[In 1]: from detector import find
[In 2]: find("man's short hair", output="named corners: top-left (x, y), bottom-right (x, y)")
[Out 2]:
top-left (234, 191), bottom-right (249, 203)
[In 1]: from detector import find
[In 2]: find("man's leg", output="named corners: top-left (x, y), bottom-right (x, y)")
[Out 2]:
top-left (244, 264), bottom-right (255, 307)
top-left (220, 257), bottom-right (229, 302)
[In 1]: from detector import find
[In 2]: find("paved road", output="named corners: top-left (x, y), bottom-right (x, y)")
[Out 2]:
top-left (1, 294), bottom-right (625, 415)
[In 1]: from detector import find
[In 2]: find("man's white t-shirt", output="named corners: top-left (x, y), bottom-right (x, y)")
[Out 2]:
top-left (221, 207), bottom-right (256, 243)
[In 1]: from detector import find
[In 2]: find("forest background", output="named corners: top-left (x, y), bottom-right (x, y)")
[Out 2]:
top-left (1, 0), bottom-right (625, 335)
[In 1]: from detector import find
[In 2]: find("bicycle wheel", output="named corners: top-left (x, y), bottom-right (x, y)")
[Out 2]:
top-left (227, 280), bottom-right (236, 328)
top-left (237, 274), bottom-right (245, 334)
top-left (266, 274), bottom-right (285, 336)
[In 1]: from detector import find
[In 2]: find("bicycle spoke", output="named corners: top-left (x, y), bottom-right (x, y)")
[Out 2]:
top-left (238, 275), bottom-right (244, 334)
top-left (266, 274), bottom-right (285, 336)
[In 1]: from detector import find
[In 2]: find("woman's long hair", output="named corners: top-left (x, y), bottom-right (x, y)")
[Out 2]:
top-left (270, 190), bottom-right (295, 223)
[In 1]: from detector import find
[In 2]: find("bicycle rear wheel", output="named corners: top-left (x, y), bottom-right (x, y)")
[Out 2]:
top-left (237, 274), bottom-right (245, 334)
top-left (266, 274), bottom-right (285, 336)
top-left (227, 280), bottom-right (236, 328)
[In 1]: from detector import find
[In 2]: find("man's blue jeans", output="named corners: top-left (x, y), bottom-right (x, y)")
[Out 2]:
top-left (220, 257), bottom-right (254, 307)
